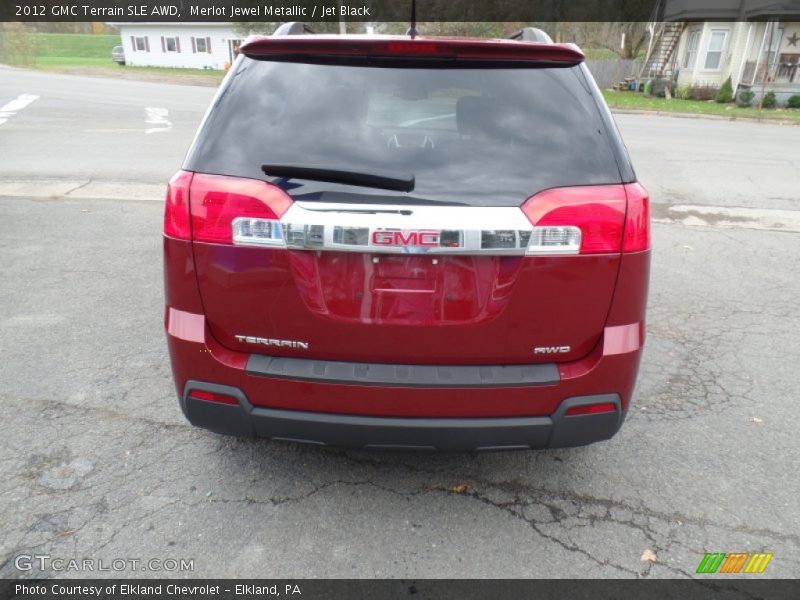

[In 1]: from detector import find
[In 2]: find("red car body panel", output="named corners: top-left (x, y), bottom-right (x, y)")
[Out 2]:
top-left (165, 236), bottom-right (649, 418)
top-left (193, 245), bottom-right (620, 365)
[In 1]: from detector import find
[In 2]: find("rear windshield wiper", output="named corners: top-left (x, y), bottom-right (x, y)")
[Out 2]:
top-left (262, 163), bottom-right (415, 193)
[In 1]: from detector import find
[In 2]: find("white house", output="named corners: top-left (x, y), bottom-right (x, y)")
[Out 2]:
top-left (673, 20), bottom-right (800, 100)
top-left (640, 1), bottom-right (800, 103)
top-left (109, 23), bottom-right (246, 70)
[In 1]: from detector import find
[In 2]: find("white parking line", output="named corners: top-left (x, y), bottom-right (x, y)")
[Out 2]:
top-left (144, 106), bottom-right (172, 134)
top-left (0, 94), bottom-right (40, 126)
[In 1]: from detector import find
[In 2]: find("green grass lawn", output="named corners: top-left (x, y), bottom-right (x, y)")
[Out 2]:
top-left (0, 32), bottom-right (223, 81)
top-left (116, 65), bottom-right (225, 80)
top-left (34, 56), bottom-right (116, 68)
top-left (35, 32), bottom-right (121, 58)
top-left (603, 90), bottom-right (800, 123)
top-left (32, 56), bottom-right (223, 81)
top-left (0, 32), bottom-right (120, 65)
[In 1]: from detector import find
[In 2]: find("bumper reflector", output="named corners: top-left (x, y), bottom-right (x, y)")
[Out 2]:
top-left (564, 402), bottom-right (616, 417)
top-left (188, 390), bottom-right (239, 406)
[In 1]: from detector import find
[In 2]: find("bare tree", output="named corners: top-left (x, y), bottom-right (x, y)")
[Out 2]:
top-left (569, 22), bottom-right (648, 58)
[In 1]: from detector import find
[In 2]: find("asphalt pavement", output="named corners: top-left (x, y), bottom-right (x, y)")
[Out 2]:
top-left (0, 66), bottom-right (798, 580)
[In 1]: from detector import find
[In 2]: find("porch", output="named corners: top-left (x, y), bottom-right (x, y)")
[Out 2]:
top-left (741, 57), bottom-right (800, 88)
top-left (737, 20), bottom-right (800, 98)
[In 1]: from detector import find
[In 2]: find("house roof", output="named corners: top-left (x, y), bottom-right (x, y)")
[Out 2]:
top-left (662, 0), bottom-right (800, 20)
top-left (744, 0), bottom-right (800, 18)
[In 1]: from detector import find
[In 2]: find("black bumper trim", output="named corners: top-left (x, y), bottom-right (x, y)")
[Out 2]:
top-left (246, 355), bottom-right (559, 388)
top-left (182, 381), bottom-right (623, 451)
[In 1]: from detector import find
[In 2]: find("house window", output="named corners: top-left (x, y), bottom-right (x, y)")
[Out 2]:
top-left (767, 27), bottom-right (784, 67)
top-left (165, 36), bottom-right (178, 52)
top-left (703, 30), bottom-right (728, 70)
top-left (683, 29), bottom-right (700, 69)
top-left (193, 36), bottom-right (211, 53)
top-left (134, 37), bottom-right (147, 52)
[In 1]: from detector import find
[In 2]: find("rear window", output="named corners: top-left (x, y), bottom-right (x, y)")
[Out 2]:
top-left (186, 58), bottom-right (623, 206)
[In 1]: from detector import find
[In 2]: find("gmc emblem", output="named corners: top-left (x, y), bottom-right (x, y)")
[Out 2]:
top-left (371, 230), bottom-right (439, 247)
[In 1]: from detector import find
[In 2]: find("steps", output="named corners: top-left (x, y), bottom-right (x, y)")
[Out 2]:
top-left (639, 22), bottom-right (687, 81)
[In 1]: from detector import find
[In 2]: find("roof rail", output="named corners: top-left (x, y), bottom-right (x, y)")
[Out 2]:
top-left (508, 27), bottom-right (553, 43)
top-left (272, 22), bottom-right (317, 36)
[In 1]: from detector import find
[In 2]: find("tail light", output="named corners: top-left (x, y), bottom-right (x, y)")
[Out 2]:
top-left (166, 173), bottom-right (650, 254)
top-left (622, 183), bottom-right (651, 252)
top-left (189, 173), bottom-right (293, 245)
top-left (520, 184), bottom-right (650, 255)
top-left (521, 185), bottom-right (627, 254)
top-left (163, 170), bottom-right (193, 240)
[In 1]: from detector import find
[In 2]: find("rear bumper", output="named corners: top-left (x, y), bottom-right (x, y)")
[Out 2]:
top-left (166, 307), bottom-right (644, 449)
top-left (182, 381), bottom-right (625, 451)
top-left (167, 306), bottom-right (644, 416)
top-left (164, 235), bottom-right (648, 449)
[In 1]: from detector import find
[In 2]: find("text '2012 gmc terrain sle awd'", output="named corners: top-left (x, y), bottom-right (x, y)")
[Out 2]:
top-left (163, 25), bottom-right (650, 451)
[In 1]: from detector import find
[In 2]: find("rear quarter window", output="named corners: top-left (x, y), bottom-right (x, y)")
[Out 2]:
top-left (186, 58), bottom-right (624, 207)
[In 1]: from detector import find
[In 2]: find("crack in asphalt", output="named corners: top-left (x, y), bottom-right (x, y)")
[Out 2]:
top-left (177, 474), bottom-right (799, 581)
top-left (3, 391), bottom-right (800, 553)
top-left (62, 179), bottom-right (93, 197)
top-left (4, 395), bottom-right (800, 579)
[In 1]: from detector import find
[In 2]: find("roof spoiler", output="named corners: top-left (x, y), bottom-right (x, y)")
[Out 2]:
top-left (272, 22), bottom-right (317, 36)
top-left (508, 27), bottom-right (553, 43)
top-left (240, 37), bottom-right (584, 66)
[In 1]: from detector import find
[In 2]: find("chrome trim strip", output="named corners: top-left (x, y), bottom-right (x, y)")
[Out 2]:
top-left (279, 201), bottom-right (535, 255)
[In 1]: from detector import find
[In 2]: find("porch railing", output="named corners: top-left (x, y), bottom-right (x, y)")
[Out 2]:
top-left (742, 55), bottom-right (800, 86)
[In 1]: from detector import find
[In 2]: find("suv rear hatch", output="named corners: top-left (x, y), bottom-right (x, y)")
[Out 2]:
top-left (180, 36), bottom-right (635, 366)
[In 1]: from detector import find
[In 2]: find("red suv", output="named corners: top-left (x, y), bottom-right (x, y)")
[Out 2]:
top-left (163, 26), bottom-right (650, 450)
